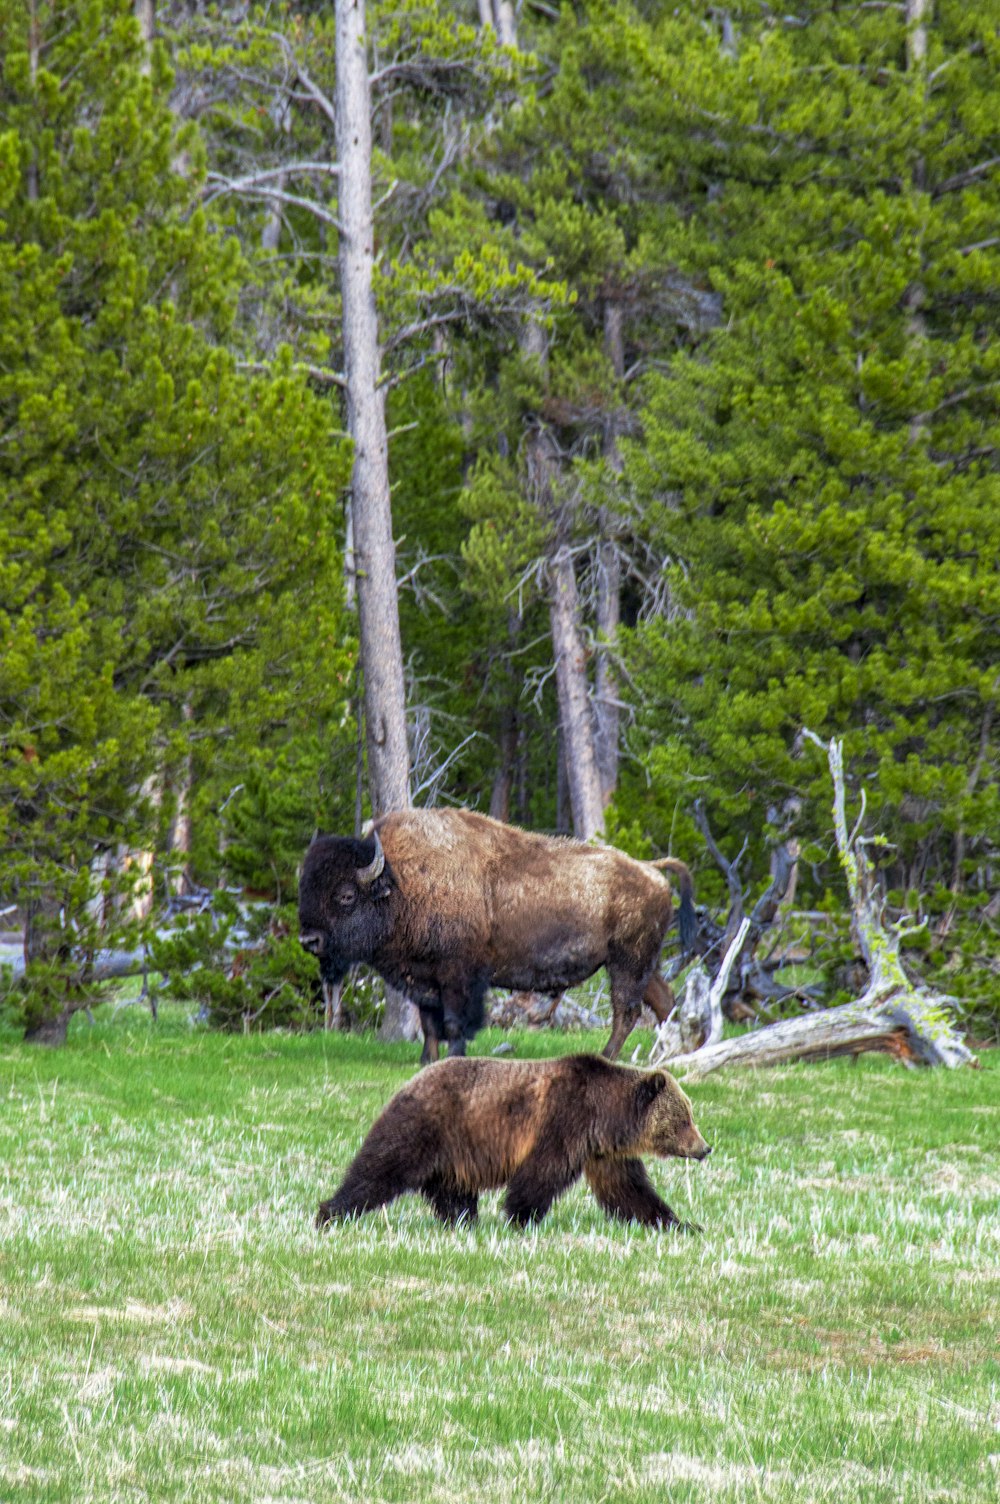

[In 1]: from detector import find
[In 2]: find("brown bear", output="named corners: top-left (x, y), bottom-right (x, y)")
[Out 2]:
top-left (315, 1054), bottom-right (711, 1231)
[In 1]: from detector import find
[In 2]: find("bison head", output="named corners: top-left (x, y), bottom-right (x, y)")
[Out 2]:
top-left (298, 829), bottom-right (396, 982)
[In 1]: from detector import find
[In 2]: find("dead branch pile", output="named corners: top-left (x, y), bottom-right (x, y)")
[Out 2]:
top-left (653, 735), bottom-right (976, 1076)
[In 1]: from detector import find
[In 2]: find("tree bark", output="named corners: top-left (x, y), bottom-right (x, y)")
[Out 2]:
top-left (479, 1), bottom-right (518, 49)
top-left (134, 0), bottom-right (154, 68)
top-left (903, 0), bottom-right (931, 403)
top-left (549, 545), bottom-right (605, 841)
top-left (261, 92), bottom-right (292, 253)
top-left (166, 701), bottom-right (193, 896)
top-left (336, 1), bottom-right (415, 1043)
top-left (336, 0), bottom-right (411, 819)
top-left (521, 319), bottom-right (605, 841)
top-left (489, 697), bottom-right (519, 822)
top-left (594, 297), bottom-right (624, 806)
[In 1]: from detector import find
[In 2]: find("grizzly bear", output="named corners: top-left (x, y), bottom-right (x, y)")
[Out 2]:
top-left (315, 1054), bottom-right (711, 1231)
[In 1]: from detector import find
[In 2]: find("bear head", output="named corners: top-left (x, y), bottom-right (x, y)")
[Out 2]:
top-left (633, 1071), bottom-right (711, 1160)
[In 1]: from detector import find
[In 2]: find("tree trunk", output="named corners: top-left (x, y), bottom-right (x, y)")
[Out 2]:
top-left (479, 1), bottom-right (518, 49)
top-left (261, 91), bottom-right (292, 253)
top-left (521, 318), bottom-right (605, 842)
top-left (27, 2), bottom-right (39, 201)
top-left (489, 697), bottom-right (519, 822)
top-left (549, 545), bottom-right (605, 841)
top-left (166, 702), bottom-right (193, 896)
top-left (903, 0), bottom-right (931, 431)
top-left (134, 0), bottom-right (154, 67)
top-left (336, 0), bottom-right (411, 819)
top-left (336, 1), bottom-right (415, 1043)
top-left (595, 296), bottom-right (625, 805)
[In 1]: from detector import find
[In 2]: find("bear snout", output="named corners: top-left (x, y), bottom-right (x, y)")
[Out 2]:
top-left (679, 1125), bottom-right (711, 1160)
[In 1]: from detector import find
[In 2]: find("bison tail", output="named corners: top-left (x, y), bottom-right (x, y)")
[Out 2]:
top-left (650, 858), bottom-right (697, 953)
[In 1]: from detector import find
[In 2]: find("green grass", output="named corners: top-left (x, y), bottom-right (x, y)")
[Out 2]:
top-left (0, 1009), bottom-right (997, 1503)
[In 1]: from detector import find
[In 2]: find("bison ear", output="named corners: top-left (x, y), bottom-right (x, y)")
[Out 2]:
top-left (636, 1072), bottom-right (667, 1113)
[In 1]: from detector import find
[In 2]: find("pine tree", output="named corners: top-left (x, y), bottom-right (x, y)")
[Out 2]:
top-left (0, 1), bottom-right (354, 1036)
top-left (620, 0), bottom-right (999, 1012)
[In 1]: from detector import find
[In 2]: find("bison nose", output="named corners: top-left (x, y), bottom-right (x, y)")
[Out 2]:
top-left (299, 930), bottom-right (324, 954)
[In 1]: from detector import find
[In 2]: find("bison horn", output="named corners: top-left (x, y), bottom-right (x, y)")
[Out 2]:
top-left (355, 828), bottom-right (385, 886)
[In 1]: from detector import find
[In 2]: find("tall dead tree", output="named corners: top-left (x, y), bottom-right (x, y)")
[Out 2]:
top-left (594, 296), bottom-right (624, 806)
top-left (521, 321), bottom-right (605, 841)
top-left (336, 0), bottom-right (415, 1042)
top-left (549, 544), bottom-right (605, 841)
top-left (336, 0), bottom-right (411, 821)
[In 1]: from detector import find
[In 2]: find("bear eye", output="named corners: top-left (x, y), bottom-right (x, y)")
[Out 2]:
top-left (336, 884), bottom-right (358, 909)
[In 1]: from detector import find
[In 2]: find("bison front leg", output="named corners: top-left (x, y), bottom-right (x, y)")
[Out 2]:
top-left (440, 975), bottom-right (488, 1059)
top-left (418, 1006), bottom-right (442, 1066)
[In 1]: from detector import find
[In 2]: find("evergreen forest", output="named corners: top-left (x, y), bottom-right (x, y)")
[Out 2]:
top-left (2, 0), bottom-right (998, 1041)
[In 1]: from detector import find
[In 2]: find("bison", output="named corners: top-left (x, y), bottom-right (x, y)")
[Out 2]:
top-left (298, 808), bottom-right (695, 1064)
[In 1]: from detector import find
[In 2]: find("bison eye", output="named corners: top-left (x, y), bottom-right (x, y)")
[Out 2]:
top-left (336, 884), bottom-right (358, 909)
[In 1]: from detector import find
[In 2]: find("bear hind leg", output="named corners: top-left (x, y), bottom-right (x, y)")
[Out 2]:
top-left (585, 1157), bottom-right (700, 1232)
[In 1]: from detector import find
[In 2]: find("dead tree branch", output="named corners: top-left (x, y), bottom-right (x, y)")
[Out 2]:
top-left (664, 734), bottom-right (977, 1076)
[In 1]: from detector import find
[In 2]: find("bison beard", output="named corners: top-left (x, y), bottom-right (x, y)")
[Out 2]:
top-left (298, 808), bottom-right (695, 1063)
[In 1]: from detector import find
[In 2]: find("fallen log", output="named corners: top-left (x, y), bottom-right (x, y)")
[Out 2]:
top-left (660, 734), bottom-right (977, 1076)
top-left (667, 991), bottom-right (972, 1079)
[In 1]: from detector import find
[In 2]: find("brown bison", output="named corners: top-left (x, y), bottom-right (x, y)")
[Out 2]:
top-left (298, 808), bottom-right (695, 1064)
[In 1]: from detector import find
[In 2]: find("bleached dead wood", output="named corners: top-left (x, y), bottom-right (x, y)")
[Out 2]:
top-left (650, 918), bottom-right (751, 1063)
top-left (664, 735), bottom-right (976, 1077)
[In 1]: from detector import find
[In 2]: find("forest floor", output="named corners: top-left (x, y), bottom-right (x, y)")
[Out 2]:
top-left (0, 1008), bottom-right (997, 1503)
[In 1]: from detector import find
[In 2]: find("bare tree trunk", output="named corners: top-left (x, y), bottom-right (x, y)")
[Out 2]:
top-left (489, 696), bottom-right (519, 822)
top-left (27, 2), bottom-right (39, 201)
top-left (550, 546), bottom-right (605, 841)
top-left (522, 320), bottom-right (605, 841)
top-left (905, 0), bottom-right (931, 70)
top-left (595, 296), bottom-right (624, 805)
top-left (261, 92), bottom-right (291, 253)
top-left (166, 703), bottom-right (193, 896)
top-left (336, 1), bottom-right (415, 1043)
top-left (134, 0), bottom-right (154, 67)
top-left (336, 0), bottom-right (410, 819)
top-left (479, 1), bottom-right (518, 48)
top-left (903, 0), bottom-right (931, 426)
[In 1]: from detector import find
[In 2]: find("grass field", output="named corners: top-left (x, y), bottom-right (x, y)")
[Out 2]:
top-left (0, 1008), bottom-right (997, 1503)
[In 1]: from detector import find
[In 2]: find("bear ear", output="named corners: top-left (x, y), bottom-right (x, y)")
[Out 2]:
top-left (636, 1072), bottom-right (667, 1112)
